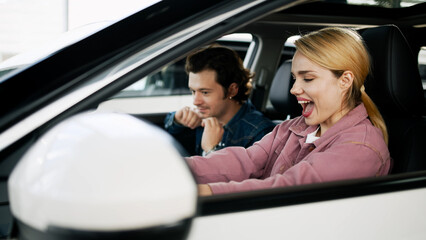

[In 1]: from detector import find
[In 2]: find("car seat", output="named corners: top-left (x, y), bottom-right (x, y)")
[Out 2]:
top-left (360, 25), bottom-right (426, 174)
top-left (268, 59), bottom-right (301, 123)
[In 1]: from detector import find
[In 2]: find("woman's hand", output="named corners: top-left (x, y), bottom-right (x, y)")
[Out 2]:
top-left (198, 184), bottom-right (213, 196)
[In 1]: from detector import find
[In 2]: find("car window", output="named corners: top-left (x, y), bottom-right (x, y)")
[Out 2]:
top-left (279, 35), bottom-right (298, 65)
top-left (113, 33), bottom-right (253, 99)
top-left (114, 59), bottom-right (190, 98)
top-left (264, 35), bottom-right (298, 115)
top-left (419, 47), bottom-right (426, 90)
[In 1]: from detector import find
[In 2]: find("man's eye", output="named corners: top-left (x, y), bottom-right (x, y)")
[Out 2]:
top-left (201, 91), bottom-right (209, 95)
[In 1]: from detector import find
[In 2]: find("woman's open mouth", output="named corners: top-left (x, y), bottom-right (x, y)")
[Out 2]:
top-left (298, 100), bottom-right (314, 118)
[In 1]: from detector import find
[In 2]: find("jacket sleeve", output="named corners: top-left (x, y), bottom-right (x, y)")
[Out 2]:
top-left (186, 124), bottom-right (282, 184)
top-left (207, 139), bottom-right (389, 194)
top-left (164, 111), bottom-right (198, 156)
top-left (164, 111), bottom-right (186, 134)
top-left (249, 121), bottom-right (276, 146)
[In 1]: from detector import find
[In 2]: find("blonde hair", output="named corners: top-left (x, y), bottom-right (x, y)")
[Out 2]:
top-left (294, 27), bottom-right (388, 145)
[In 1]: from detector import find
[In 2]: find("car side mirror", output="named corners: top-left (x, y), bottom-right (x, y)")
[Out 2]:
top-left (8, 112), bottom-right (197, 240)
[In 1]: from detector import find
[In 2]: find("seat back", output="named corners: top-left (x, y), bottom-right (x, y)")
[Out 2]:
top-left (268, 60), bottom-right (301, 122)
top-left (360, 25), bottom-right (426, 173)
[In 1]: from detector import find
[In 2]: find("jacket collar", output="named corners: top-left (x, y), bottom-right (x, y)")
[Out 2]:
top-left (289, 103), bottom-right (369, 146)
top-left (223, 100), bottom-right (253, 133)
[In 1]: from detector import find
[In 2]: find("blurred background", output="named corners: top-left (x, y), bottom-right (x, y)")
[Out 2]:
top-left (0, 0), bottom-right (424, 83)
top-left (0, 0), bottom-right (159, 63)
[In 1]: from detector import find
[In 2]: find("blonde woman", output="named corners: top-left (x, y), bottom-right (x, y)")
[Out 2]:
top-left (187, 27), bottom-right (391, 196)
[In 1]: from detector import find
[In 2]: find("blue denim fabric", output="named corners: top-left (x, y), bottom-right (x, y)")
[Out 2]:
top-left (164, 100), bottom-right (276, 156)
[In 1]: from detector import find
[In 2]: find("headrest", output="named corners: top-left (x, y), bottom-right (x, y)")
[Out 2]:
top-left (269, 60), bottom-right (300, 118)
top-left (360, 25), bottom-right (424, 118)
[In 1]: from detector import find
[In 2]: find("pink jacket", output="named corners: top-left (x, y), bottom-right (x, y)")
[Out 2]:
top-left (186, 103), bottom-right (391, 194)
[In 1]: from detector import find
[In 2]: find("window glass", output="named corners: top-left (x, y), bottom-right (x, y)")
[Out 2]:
top-left (265, 35), bottom-right (298, 112)
top-left (347, 0), bottom-right (423, 8)
top-left (115, 59), bottom-right (189, 98)
top-left (114, 33), bottom-right (253, 99)
top-left (419, 47), bottom-right (426, 90)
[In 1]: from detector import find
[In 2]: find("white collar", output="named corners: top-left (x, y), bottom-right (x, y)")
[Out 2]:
top-left (306, 126), bottom-right (320, 143)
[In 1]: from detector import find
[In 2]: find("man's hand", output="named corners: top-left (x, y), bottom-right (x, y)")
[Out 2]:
top-left (174, 107), bottom-right (202, 129)
top-left (201, 117), bottom-right (224, 152)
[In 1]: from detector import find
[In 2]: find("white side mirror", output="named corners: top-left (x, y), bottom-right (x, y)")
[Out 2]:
top-left (8, 112), bottom-right (197, 239)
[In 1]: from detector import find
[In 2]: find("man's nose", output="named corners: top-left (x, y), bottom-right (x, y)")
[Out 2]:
top-left (193, 92), bottom-right (203, 105)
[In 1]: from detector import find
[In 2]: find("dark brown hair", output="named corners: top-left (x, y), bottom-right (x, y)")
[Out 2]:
top-left (185, 44), bottom-right (253, 104)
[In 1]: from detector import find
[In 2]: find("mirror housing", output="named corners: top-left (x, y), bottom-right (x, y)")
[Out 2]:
top-left (8, 112), bottom-right (197, 240)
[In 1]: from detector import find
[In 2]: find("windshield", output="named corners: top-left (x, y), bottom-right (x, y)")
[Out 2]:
top-left (1, 0), bottom-right (425, 81)
top-left (0, 0), bottom-right (161, 79)
top-left (0, 0), bottom-right (423, 75)
top-left (347, 0), bottom-right (424, 7)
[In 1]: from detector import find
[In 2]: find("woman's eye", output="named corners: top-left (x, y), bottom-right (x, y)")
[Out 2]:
top-left (304, 78), bottom-right (314, 82)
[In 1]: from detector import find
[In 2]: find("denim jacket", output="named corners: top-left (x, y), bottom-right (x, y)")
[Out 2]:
top-left (164, 100), bottom-right (275, 156)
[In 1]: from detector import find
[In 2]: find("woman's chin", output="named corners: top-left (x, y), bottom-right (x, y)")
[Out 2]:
top-left (303, 116), bottom-right (318, 126)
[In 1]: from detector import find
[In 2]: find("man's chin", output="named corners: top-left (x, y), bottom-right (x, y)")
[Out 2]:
top-left (198, 112), bottom-right (210, 118)
top-left (199, 114), bottom-right (209, 118)
top-left (192, 108), bottom-right (206, 117)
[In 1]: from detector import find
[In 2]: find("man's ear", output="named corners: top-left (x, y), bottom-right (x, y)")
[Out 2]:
top-left (339, 71), bottom-right (354, 91)
top-left (227, 83), bottom-right (239, 98)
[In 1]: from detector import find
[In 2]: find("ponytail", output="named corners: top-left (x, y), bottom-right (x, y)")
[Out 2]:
top-left (361, 90), bottom-right (388, 145)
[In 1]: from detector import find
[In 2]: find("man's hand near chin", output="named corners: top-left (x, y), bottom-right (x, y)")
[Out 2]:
top-left (201, 117), bottom-right (224, 152)
top-left (175, 106), bottom-right (203, 129)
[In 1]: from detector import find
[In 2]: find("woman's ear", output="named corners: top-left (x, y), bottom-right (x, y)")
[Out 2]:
top-left (339, 71), bottom-right (354, 91)
top-left (227, 83), bottom-right (239, 98)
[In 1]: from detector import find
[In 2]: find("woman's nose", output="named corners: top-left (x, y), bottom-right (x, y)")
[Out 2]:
top-left (290, 80), bottom-right (302, 96)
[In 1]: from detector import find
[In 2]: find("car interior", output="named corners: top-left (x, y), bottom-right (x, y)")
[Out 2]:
top-left (360, 26), bottom-right (425, 174)
top-left (264, 24), bottom-right (426, 174)
top-left (190, 2), bottom-right (426, 216)
top-left (102, 2), bottom-right (426, 176)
